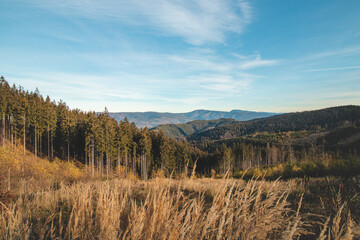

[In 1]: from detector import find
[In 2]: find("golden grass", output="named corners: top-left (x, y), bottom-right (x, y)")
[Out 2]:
top-left (0, 178), bottom-right (289, 239)
top-left (1, 144), bottom-right (359, 239)
top-left (1, 177), bottom-right (359, 239)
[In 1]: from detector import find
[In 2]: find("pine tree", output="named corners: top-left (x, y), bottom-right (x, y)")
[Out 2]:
top-left (0, 76), bottom-right (10, 146)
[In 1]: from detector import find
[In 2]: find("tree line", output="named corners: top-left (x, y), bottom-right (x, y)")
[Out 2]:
top-left (2, 76), bottom-right (359, 179)
top-left (0, 76), bottom-right (206, 179)
top-left (195, 128), bottom-right (360, 177)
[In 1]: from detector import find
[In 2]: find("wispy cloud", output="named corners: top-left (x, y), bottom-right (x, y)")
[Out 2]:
top-left (193, 74), bottom-right (252, 93)
top-left (238, 54), bottom-right (279, 70)
top-left (79, 50), bottom-right (279, 76)
top-left (26, 0), bottom-right (252, 45)
top-left (5, 59), bottom-right (260, 112)
top-left (8, 72), bottom-right (151, 102)
top-left (303, 45), bottom-right (360, 61)
top-left (306, 65), bottom-right (360, 72)
top-left (74, 50), bottom-right (277, 98)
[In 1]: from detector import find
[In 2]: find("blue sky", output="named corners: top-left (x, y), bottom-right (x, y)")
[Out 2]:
top-left (1, 0), bottom-right (360, 113)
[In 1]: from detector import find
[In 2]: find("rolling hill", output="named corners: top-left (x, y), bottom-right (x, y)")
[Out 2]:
top-left (109, 109), bottom-right (278, 128)
top-left (150, 118), bottom-right (239, 139)
top-left (187, 105), bottom-right (360, 142)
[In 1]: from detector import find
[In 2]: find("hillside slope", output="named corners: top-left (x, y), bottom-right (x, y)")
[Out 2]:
top-left (151, 118), bottom-right (239, 139)
top-left (187, 105), bottom-right (360, 141)
top-left (0, 143), bottom-right (84, 193)
top-left (109, 109), bottom-right (277, 128)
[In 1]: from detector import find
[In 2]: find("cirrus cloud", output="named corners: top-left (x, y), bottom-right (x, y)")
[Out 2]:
top-left (25, 0), bottom-right (252, 45)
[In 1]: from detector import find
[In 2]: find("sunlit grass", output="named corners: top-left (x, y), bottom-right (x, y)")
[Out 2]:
top-left (1, 143), bottom-right (359, 239)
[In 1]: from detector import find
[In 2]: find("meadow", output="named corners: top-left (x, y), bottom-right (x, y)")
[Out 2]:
top-left (1, 144), bottom-right (359, 239)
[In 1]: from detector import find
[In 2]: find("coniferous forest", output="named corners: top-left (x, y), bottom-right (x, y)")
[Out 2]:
top-left (1, 76), bottom-right (360, 180)
top-left (0, 76), bottom-right (208, 180)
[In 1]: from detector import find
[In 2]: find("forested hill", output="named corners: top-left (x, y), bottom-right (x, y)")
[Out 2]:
top-left (150, 118), bottom-right (239, 139)
top-left (187, 105), bottom-right (360, 142)
top-left (0, 76), bottom-right (209, 180)
top-left (109, 109), bottom-right (277, 128)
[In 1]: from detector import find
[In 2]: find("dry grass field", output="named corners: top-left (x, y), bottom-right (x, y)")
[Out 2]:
top-left (1, 144), bottom-right (360, 239)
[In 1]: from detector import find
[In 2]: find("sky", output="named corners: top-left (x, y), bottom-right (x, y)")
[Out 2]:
top-left (1, 0), bottom-right (360, 113)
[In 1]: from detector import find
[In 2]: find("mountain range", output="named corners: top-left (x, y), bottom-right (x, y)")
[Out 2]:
top-left (186, 105), bottom-right (360, 142)
top-left (109, 109), bottom-right (278, 128)
top-left (151, 105), bottom-right (360, 145)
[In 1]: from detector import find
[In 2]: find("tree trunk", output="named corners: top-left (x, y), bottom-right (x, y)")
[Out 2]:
top-left (91, 139), bottom-right (94, 177)
top-left (100, 151), bottom-right (104, 177)
top-left (117, 148), bottom-right (120, 177)
top-left (141, 155), bottom-right (147, 180)
top-left (40, 132), bottom-right (42, 156)
top-left (35, 126), bottom-right (37, 158)
top-left (132, 155), bottom-right (135, 174)
top-left (144, 155), bottom-right (147, 180)
top-left (106, 152), bottom-right (109, 179)
top-left (97, 152), bottom-right (100, 175)
top-left (23, 116), bottom-right (26, 156)
top-left (125, 152), bottom-right (128, 177)
top-left (51, 131), bottom-right (54, 159)
top-left (2, 113), bottom-right (5, 147)
top-left (142, 155), bottom-right (145, 180)
top-left (10, 123), bottom-right (13, 150)
top-left (85, 147), bottom-right (88, 170)
top-left (109, 154), bottom-right (112, 177)
top-left (47, 124), bottom-right (50, 159)
top-left (8, 167), bottom-right (11, 191)
top-left (67, 133), bottom-right (70, 161)
top-left (145, 155), bottom-right (148, 180)
top-left (141, 155), bottom-right (143, 180)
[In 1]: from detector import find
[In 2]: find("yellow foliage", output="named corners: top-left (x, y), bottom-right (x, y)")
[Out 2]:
top-left (126, 171), bottom-right (140, 181)
top-left (211, 169), bottom-right (216, 179)
top-left (292, 165), bottom-right (302, 172)
top-left (252, 168), bottom-right (263, 178)
top-left (0, 146), bottom-right (22, 172)
top-left (272, 164), bottom-right (284, 174)
top-left (114, 165), bottom-right (126, 178)
top-left (152, 169), bottom-right (166, 179)
top-left (0, 144), bottom-right (84, 191)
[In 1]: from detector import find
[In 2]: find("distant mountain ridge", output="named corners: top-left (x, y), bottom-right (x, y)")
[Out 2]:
top-left (109, 109), bottom-right (278, 128)
top-left (187, 105), bottom-right (360, 142)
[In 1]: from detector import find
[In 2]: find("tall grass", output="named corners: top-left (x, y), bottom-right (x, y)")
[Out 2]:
top-left (1, 144), bottom-right (359, 239)
top-left (0, 178), bottom-right (289, 239)
top-left (1, 178), bottom-right (359, 239)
